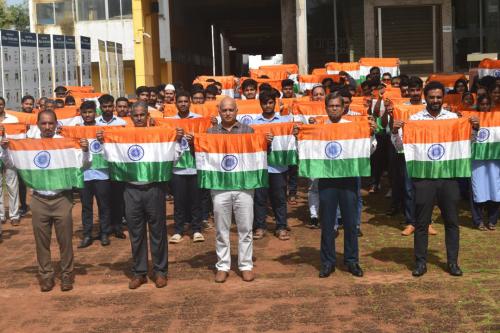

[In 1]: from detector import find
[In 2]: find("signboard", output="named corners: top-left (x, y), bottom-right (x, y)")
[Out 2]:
top-left (107, 41), bottom-right (119, 98)
top-left (98, 39), bottom-right (109, 93)
top-left (80, 36), bottom-right (91, 86)
top-left (65, 35), bottom-right (77, 86)
top-left (37, 34), bottom-right (52, 98)
top-left (20, 31), bottom-right (39, 98)
top-left (52, 34), bottom-right (66, 91)
top-left (1, 29), bottom-right (22, 108)
top-left (116, 43), bottom-right (124, 96)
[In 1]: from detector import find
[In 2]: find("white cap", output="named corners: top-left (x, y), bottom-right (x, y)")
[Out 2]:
top-left (164, 84), bottom-right (175, 91)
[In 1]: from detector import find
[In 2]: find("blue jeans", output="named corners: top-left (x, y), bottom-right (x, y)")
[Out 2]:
top-left (319, 178), bottom-right (359, 266)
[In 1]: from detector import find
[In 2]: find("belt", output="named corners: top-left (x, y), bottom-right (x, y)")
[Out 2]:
top-left (126, 183), bottom-right (156, 191)
top-left (33, 190), bottom-right (70, 200)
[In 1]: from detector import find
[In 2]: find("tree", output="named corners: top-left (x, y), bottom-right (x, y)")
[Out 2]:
top-left (0, 0), bottom-right (29, 31)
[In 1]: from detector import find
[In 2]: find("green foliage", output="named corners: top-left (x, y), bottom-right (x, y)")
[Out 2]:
top-left (0, 0), bottom-right (30, 31)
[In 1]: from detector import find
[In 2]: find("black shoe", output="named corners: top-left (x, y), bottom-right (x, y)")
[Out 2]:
top-left (40, 278), bottom-right (55, 292)
top-left (78, 236), bottom-right (93, 248)
top-left (347, 263), bottom-right (364, 277)
top-left (386, 207), bottom-right (399, 216)
top-left (412, 263), bottom-right (427, 277)
top-left (447, 263), bottom-right (463, 276)
top-left (319, 264), bottom-right (335, 278)
top-left (357, 229), bottom-right (363, 237)
top-left (61, 275), bottom-right (73, 292)
top-left (308, 217), bottom-right (320, 229)
top-left (19, 205), bottom-right (29, 217)
top-left (114, 231), bottom-right (127, 239)
top-left (100, 234), bottom-right (110, 246)
top-left (334, 229), bottom-right (339, 239)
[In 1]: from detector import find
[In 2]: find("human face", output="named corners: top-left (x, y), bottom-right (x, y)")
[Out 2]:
top-left (400, 85), bottom-right (409, 98)
top-left (455, 82), bottom-right (466, 94)
top-left (55, 100), bottom-right (64, 108)
top-left (382, 75), bottom-right (392, 85)
top-left (325, 97), bottom-right (344, 123)
top-left (38, 99), bottom-right (47, 111)
top-left (175, 96), bottom-right (191, 115)
top-left (45, 102), bottom-right (55, 112)
top-left (55, 91), bottom-right (66, 98)
top-left (491, 86), bottom-right (500, 104)
top-left (218, 99), bottom-right (237, 125)
top-left (462, 94), bottom-right (474, 107)
top-left (476, 87), bottom-right (487, 98)
top-left (342, 96), bottom-right (351, 113)
top-left (243, 86), bottom-right (257, 99)
top-left (205, 93), bottom-right (216, 101)
top-left (409, 87), bottom-right (423, 104)
top-left (138, 91), bottom-right (150, 102)
top-left (391, 78), bottom-right (401, 88)
top-left (116, 101), bottom-right (129, 117)
top-left (425, 89), bottom-right (444, 114)
top-left (362, 85), bottom-right (372, 97)
top-left (311, 87), bottom-right (326, 101)
top-left (0, 99), bottom-right (5, 114)
top-left (370, 68), bottom-right (381, 77)
top-left (260, 98), bottom-right (276, 116)
top-left (215, 84), bottom-right (222, 95)
top-left (164, 90), bottom-right (175, 103)
top-left (131, 106), bottom-right (149, 127)
top-left (100, 101), bottom-right (115, 118)
top-left (37, 113), bottom-right (57, 138)
top-left (478, 99), bottom-right (491, 112)
top-left (282, 85), bottom-right (294, 98)
top-left (149, 91), bottom-right (158, 105)
top-left (80, 108), bottom-right (96, 125)
top-left (191, 92), bottom-right (205, 104)
top-left (21, 99), bottom-right (34, 113)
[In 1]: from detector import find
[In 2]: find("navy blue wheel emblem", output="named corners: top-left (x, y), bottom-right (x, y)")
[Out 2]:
top-left (89, 139), bottom-right (103, 153)
top-left (221, 154), bottom-right (238, 171)
top-left (494, 69), bottom-right (500, 78)
top-left (476, 128), bottom-right (490, 143)
top-left (239, 115), bottom-right (253, 125)
top-left (180, 137), bottom-right (189, 150)
top-left (127, 145), bottom-right (145, 161)
top-left (325, 141), bottom-right (342, 159)
top-left (34, 150), bottom-right (51, 169)
top-left (427, 144), bottom-right (445, 160)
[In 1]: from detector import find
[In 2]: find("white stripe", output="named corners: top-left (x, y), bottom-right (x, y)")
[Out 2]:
top-left (404, 140), bottom-right (471, 162)
top-left (476, 126), bottom-right (500, 144)
top-left (292, 114), bottom-right (322, 124)
top-left (299, 138), bottom-right (371, 160)
top-left (10, 148), bottom-right (82, 170)
top-left (300, 82), bottom-right (319, 91)
top-left (360, 66), bottom-right (399, 77)
top-left (221, 89), bottom-right (234, 97)
top-left (272, 135), bottom-right (296, 152)
top-left (104, 142), bottom-right (177, 163)
top-left (478, 68), bottom-right (500, 79)
top-left (6, 133), bottom-right (26, 139)
top-left (196, 151), bottom-right (267, 172)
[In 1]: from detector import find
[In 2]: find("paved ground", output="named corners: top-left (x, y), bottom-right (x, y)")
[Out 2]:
top-left (0, 182), bottom-right (498, 333)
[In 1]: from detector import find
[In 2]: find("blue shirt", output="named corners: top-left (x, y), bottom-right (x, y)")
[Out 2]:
top-left (251, 113), bottom-right (291, 173)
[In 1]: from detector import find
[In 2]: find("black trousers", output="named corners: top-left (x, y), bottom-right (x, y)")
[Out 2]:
top-left (170, 174), bottom-right (202, 234)
top-left (253, 172), bottom-right (288, 231)
top-left (19, 176), bottom-right (27, 210)
top-left (124, 183), bottom-right (167, 278)
top-left (370, 133), bottom-right (391, 186)
top-left (80, 179), bottom-right (111, 237)
top-left (110, 181), bottom-right (125, 232)
top-left (413, 179), bottom-right (460, 265)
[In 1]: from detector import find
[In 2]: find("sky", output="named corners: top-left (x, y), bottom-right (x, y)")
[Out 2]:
top-left (6, 0), bottom-right (25, 6)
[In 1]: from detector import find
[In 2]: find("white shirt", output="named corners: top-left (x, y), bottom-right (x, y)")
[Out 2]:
top-left (96, 115), bottom-right (127, 126)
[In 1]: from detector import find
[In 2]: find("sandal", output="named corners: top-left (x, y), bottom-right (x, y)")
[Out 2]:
top-left (288, 196), bottom-right (297, 205)
top-left (275, 229), bottom-right (290, 241)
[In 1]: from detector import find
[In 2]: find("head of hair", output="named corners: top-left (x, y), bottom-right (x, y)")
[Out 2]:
top-left (325, 92), bottom-right (344, 107)
top-left (39, 97), bottom-right (48, 103)
top-left (205, 84), bottom-right (219, 95)
top-left (259, 83), bottom-right (272, 92)
top-left (64, 96), bottom-right (75, 104)
top-left (259, 75), bottom-right (270, 79)
top-left (399, 77), bottom-right (410, 87)
top-left (399, 74), bottom-right (410, 81)
top-left (55, 99), bottom-right (64, 106)
top-left (131, 100), bottom-right (148, 113)
top-left (369, 66), bottom-right (381, 74)
top-left (478, 76), bottom-right (495, 89)
top-left (98, 94), bottom-right (115, 105)
top-left (175, 89), bottom-right (191, 100)
top-left (191, 88), bottom-right (205, 97)
top-left (157, 84), bottom-right (166, 91)
top-left (382, 72), bottom-right (392, 79)
top-left (136, 86), bottom-right (149, 96)
top-left (242, 79), bottom-right (258, 91)
top-left (408, 76), bottom-right (424, 89)
top-left (322, 78), bottom-right (334, 87)
top-left (338, 88), bottom-right (352, 99)
top-left (206, 79), bottom-right (216, 83)
top-left (454, 79), bottom-right (468, 92)
top-left (311, 85), bottom-right (326, 95)
top-left (0, 97), bottom-right (5, 104)
top-left (116, 97), bottom-right (129, 104)
top-left (191, 83), bottom-right (204, 92)
top-left (259, 89), bottom-right (277, 104)
top-left (54, 86), bottom-right (67, 93)
top-left (21, 95), bottom-right (35, 103)
top-left (476, 94), bottom-right (492, 108)
top-left (149, 86), bottom-right (159, 94)
top-left (37, 109), bottom-right (57, 122)
top-left (214, 81), bottom-right (222, 87)
top-left (423, 81), bottom-right (445, 97)
top-left (80, 100), bottom-right (96, 111)
top-left (173, 82), bottom-right (184, 91)
top-left (281, 79), bottom-right (294, 89)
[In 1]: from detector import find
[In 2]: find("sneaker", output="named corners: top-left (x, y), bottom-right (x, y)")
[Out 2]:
top-left (308, 217), bottom-right (320, 229)
top-left (477, 223), bottom-right (487, 231)
top-left (202, 220), bottom-right (214, 230)
top-left (169, 234), bottom-right (183, 244)
top-left (401, 225), bottom-right (415, 236)
top-left (193, 232), bottom-right (205, 242)
top-left (428, 225), bottom-right (438, 235)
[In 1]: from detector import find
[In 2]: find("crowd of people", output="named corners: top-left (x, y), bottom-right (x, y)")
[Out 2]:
top-left (0, 65), bottom-right (498, 292)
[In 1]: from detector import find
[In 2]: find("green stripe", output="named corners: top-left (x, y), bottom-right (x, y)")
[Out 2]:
top-left (268, 150), bottom-right (298, 167)
top-left (18, 168), bottom-right (84, 190)
top-left (91, 154), bottom-right (109, 170)
top-left (298, 158), bottom-right (371, 178)
top-left (108, 162), bottom-right (173, 182)
top-left (472, 142), bottom-right (500, 160)
top-left (406, 159), bottom-right (471, 178)
top-left (175, 150), bottom-right (196, 169)
top-left (198, 170), bottom-right (268, 190)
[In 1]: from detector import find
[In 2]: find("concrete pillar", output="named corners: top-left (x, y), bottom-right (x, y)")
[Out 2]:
top-left (364, 0), bottom-right (376, 57)
top-left (441, 0), bottom-right (453, 72)
top-left (281, 0), bottom-right (297, 64)
top-left (296, 0), bottom-right (308, 74)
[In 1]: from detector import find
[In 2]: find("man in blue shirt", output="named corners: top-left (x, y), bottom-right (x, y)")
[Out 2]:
top-left (251, 90), bottom-right (291, 241)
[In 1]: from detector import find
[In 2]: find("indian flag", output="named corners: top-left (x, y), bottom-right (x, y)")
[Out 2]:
top-left (359, 58), bottom-right (400, 81)
top-left (194, 133), bottom-right (268, 190)
top-left (251, 122), bottom-right (297, 166)
top-left (462, 111), bottom-right (500, 160)
top-left (292, 101), bottom-right (326, 123)
top-left (7, 138), bottom-right (84, 190)
top-left (478, 59), bottom-right (500, 79)
top-left (298, 122), bottom-right (372, 178)
top-left (61, 126), bottom-right (108, 170)
top-left (403, 118), bottom-right (472, 178)
top-left (103, 127), bottom-right (177, 182)
top-left (1, 124), bottom-right (27, 139)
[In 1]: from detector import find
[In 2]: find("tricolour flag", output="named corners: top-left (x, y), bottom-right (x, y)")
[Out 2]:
top-left (8, 138), bottom-right (84, 190)
top-left (478, 59), bottom-right (500, 79)
top-left (298, 122), bottom-right (372, 178)
top-left (61, 126), bottom-right (108, 170)
top-left (103, 127), bottom-right (177, 182)
top-left (252, 122), bottom-right (298, 166)
top-left (194, 133), bottom-right (268, 190)
top-left (1, 124), bottom-right (27, 139)
top-left (403, 118), bottom-right (471, 178)
top-left (461, 111), bottom-right (500, 161)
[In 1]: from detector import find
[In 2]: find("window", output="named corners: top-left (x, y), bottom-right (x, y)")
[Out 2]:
top-left (121, 0), bottom-right (132, 18)
top-left (36, 3), bottom-right (55, 25)
top-left (78, 0), bottom-right (106, 21)
top-left (108, 0), bottom-right (121, 19)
